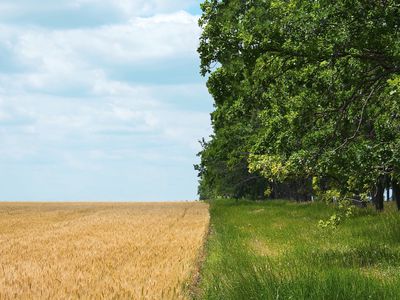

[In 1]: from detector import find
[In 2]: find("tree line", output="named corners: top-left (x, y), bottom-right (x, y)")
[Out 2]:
top-left (195, 0), bottom-right (400, 211)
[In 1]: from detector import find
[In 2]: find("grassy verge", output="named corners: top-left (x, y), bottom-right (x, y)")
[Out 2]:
top-left (195, 200), bottom-right (400, 300)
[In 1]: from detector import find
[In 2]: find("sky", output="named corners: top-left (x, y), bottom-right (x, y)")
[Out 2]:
top-left (0, 1), bottom-right (213, 201)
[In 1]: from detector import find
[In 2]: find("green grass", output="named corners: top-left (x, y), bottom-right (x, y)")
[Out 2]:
top-left (196, 200), bottom-right (400, 300)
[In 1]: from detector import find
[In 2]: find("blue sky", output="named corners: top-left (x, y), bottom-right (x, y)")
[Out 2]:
top-left (0, 0), bottom-right (212, 201)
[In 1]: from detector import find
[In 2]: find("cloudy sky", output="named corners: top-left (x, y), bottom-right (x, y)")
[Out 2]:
top-left (0, 1), bottom-right (213, 201)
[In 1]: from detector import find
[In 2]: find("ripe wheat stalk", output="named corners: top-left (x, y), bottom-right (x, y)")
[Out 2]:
top-left (0, 202), bottom-right (209, 299)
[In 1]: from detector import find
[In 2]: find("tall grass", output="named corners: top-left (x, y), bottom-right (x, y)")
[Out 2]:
top-left (196, 200), bottom-right (400, 299)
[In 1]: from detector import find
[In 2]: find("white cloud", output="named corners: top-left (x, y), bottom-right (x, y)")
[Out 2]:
top-left (0, 3), bottom-right (212, 201)
top-left (0, 10), bottom-right (208, 151)
top-left (0, 82), bottom-right (211, 163)
top-left (72, 0), bottom-right (199, 16)
top-left (0, 11), bottom-right (200, 93)
top-left (0, 0), bottom-right (201, 21)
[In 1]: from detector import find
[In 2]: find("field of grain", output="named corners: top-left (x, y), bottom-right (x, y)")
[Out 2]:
top-left (0, 202), bottom-right (209, 299)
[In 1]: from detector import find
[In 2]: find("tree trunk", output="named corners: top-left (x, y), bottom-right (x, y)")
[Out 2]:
top-left (373, 177), bottom-right (385, 211)
top-left (393, 180), bottom-right (400, 211)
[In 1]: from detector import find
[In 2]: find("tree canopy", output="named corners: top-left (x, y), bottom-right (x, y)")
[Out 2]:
top-left (196, 0), bottom-right (400, 210)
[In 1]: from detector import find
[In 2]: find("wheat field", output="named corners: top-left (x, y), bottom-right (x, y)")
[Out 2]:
top-left (0, 202), bottom-right (209, 299)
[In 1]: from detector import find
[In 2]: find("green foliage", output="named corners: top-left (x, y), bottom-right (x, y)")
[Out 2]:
top-left (248, 154), bottom-right (289, 182)
top-left (196, 0), bottom-right (400, 207)
top-left (318, 197), bottom-right (355, 229)
top-left (196, 200), bottom-right (400, 299)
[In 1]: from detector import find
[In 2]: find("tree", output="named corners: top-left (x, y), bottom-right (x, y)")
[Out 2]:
top-left (197, 0), bottom-right (400, 209)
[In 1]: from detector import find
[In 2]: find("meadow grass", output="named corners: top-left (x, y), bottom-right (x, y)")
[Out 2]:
top-left (196, 200), bottom-right (400, 300)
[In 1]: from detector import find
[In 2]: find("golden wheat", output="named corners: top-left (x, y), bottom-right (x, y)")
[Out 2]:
top-left (0, 202), bottom-right (209, 299)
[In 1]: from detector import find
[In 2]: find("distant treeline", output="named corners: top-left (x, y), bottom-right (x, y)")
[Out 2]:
top-left (195, 0), bottom-right (400, 210)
